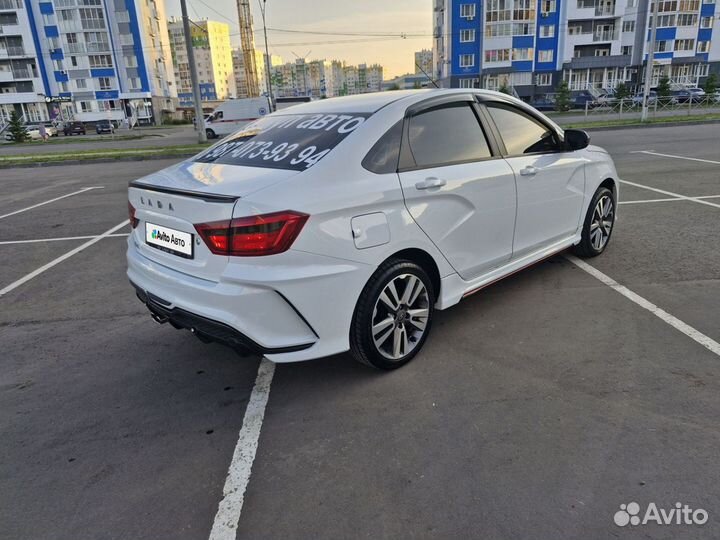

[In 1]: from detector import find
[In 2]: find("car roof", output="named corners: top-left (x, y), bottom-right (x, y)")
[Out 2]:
top-left (269, 88), bottom-right (532, 115)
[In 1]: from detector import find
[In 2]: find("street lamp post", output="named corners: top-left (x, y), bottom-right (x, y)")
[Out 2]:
top-left (180, 0), bottom-right (206, 142)
top-left (641, 0), bottom-right (659, 122)
top-left (259, 0), bottom-right (274, 110)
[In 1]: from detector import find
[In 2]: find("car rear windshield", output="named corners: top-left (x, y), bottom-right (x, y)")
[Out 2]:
top-left (194, 112), bottom-right (371, 171)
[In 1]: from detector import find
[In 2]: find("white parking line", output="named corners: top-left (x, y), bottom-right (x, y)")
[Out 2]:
top-left (566, 255), bottom-right (720, 358)
top-left (0, 233), bottom-right (129, 245)
top-left (630, 150), bottom-right (720, 165)
top-left (0, 220), bottom-right (129, 297)
top-left (209, 358), bottom-right (276, 540)
top-left (0, 187), bottom-right (104, 220)
top-left (619, 179), bottom-right (720, 210)
top-left (620, 195), bottom-right (720, 205)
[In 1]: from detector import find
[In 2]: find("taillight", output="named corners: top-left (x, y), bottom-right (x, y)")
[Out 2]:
top-left (128, 201), bottom-right (139, 229)
top-left (195, 211), bottom-right (309, 256)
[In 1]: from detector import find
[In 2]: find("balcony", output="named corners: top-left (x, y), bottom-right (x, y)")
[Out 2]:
top-left (593, 29), bottom-right (619, 41)
top-left (0, 46), bottom-right (25, 57)
top-left (0, 0), bottom-right (22, 9)
top-left (595, 4), bottom-right (615, 15)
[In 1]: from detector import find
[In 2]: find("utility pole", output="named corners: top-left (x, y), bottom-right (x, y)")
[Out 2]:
top-left (259, 0), bottom-right (274, 110)
top-left (180, 0), bottom-right (206, 142)
top-left (641, 0), bottom-right (659, 122)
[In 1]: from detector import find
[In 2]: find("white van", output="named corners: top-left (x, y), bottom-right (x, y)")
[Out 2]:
top-left (203, 97), bottom-right (271, 139)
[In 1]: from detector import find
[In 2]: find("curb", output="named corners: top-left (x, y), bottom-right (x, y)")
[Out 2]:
top-left (563, 118), bottom-right (720, 132)
top-left (0, 152), bottom-right (197, 169)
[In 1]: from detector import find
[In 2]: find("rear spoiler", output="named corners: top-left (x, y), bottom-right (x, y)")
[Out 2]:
top-left (128, 180), bottom-right (240, 203)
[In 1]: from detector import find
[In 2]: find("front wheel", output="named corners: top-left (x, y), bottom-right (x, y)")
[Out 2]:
top-left (350, 260), bottom-right (434, 370)
top-left (574, 186), bottom-right (616, 257)
top-left (206, 128), bottom-right (216, 139)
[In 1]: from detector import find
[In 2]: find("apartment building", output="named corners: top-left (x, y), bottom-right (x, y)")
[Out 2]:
top-left (415, 48), bottom-right (434, 74)
top-left (168, 18), bottom-right (235, 107)
top-left (433, 0), bottom-right (719, 97)
top-left (20, 0), bottom-right (178, 125)
top-left (0, 0), bottom-right (47, 126)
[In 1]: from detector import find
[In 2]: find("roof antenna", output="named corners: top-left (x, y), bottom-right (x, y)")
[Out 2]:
top-left (415, 61), bottom-right (439, 89)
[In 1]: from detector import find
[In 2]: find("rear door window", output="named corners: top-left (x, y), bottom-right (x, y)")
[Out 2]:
top-left (406, 102), bottom-right (492, 169)
top-left (195, 112), bottom-right (371, 171)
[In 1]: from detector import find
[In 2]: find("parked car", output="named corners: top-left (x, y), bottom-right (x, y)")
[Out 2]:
top-left (529, 95), bottom-right (556, 111)
top-left (127, 89), bottom-right (620, 369)
top-left (672, 89), bottom-right (705, 103)
top-left (63, 122), bottom-right (86, 136)
top-left (571, 91), bottom-right (597, 109)
top-left (595, 90), bottom-right (618, 106)
top-left (4, 124), bottom-right (55, 141)
top-left (96, 119), bottom-right (115, 134)
top-left (631, 91), bottom-right (677, 106)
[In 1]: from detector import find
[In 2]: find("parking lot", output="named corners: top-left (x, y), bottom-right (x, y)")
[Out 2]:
top-left (1, 123), bottom-right (719, 540)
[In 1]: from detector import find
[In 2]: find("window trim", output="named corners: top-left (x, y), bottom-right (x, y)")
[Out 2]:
top-left (397, 96), bottom-right (502, 172)
top-left (478, 100), bottom-right (566, 157)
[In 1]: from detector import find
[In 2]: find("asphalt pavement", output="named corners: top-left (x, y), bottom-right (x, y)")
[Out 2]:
top-left (1, 123), bottom-right (719, 540)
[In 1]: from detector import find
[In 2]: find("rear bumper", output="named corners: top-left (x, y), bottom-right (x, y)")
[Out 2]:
top-left (131, 281), bottom-right (313, 356)
top-left (127, 236), bottom-right (374, 362)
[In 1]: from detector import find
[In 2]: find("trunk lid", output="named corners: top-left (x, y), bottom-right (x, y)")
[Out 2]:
top-left (129, 161), bottom-right (298, 282)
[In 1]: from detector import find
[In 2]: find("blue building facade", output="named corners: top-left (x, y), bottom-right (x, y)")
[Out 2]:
top-left (434, 0), bottom-right (719, 98)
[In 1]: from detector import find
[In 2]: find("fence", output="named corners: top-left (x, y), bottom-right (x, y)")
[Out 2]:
top-left (583, 95), bottom-right (720, 119)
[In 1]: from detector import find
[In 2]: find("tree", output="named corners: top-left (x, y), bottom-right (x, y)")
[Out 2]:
top-left (555, 80), bottom-right (571, 112)
top-left (703, 73), bottom-right (718, 95)
top-left (7, 110), bottom-right (28, 143)
top-left (498, 82), bottom-right (512, 95)
top-left (656, 76), bottom-right (672, 97)
top-left (387, 83), bottom-right (400, 91)
top-left (614, 82), bottom-right (630, 100)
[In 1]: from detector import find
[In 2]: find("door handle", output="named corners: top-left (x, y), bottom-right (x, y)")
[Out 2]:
top-left (519, 166), bottom-right (538, 177)
top-left (415, 177), bottom-right (447, 190)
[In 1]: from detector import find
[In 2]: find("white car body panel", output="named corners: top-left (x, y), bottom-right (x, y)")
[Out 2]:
top-left (205, 97), bottom-right (272, 138)
top-left (127, 89), bottom-right (619, 362)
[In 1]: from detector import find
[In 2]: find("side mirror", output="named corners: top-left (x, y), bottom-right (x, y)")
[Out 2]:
top-left (564, 129), bottom-right (590, 151)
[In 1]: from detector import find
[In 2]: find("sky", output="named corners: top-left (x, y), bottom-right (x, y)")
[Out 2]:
top-left (164, 0), bottom-right (432, 79)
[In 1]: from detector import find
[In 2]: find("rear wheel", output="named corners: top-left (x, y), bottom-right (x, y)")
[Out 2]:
top-left (206, 128), bottom-right (216, 139)
top-left (574, 186), bottom-right (615, 257)
top-left (350, 260), bottom-right (434, 370)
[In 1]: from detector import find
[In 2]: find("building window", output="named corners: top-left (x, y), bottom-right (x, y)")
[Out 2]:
top-left (460, 4), bottom-right (476, 18)
top-left (656, 14), bottom-right (676, 26)
top-left (538, 50), bottom-right (554, 62)
top-left (627, 0), bottom-right (636, 6)
top-left (622, 45), bottom-right (633, 55)
top-left (486, 23), bottom-right (512, 36)
top-left (577, 0), bottom-right (594, 6)
top-left (678, 0), bottom-right (699, 9)
top-left (622, 20), bottom-right (635, 32)
top-left (484, 49), bottom-right (511, 62)
top-left (674, 39), bottom-right (695, 51)
top-left (539, 25), bottom-right (555, 37)
top-left (653, 40), bottom-right (671, 52)
top-left (677, 14), bottom-right (698, 26)
top-left (541, 0), bottom-right (556, 13)
top-left (701, 16), bottom-right (713, 28)
top-left (98, 76), bottom-right (112, 90)
top-left (568, 25), bottom-right (582, 35)
top-left (460, 29), bottom-right (476, 42)
top-left (657, 0), bottom-right (677, 12)
top-left (513, 22), bottom-right (533, 35)
top-left (697, 40), bottom-right (710, 52)
top-left (459, 78), bottom-right (479, 88)
top-left (536, 73), bottom-right (552, 85)
top-left (459, 53), bottom-right (475, 67)
top-left (76, 78), bottom-right (87, 89)
top-left (78, 101), bottom-right (92, 113)
top-left (595, 48), bottom-right (610, 56)
top-left (89, 55), bottom-right (112, 68)
top-left (486, 0), bottom-right (511, 22)
top-left (512, 48), bottom-right (533, 61)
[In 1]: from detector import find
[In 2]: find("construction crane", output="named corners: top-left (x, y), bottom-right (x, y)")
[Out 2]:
top-left (237, 0), bottom-right (260, 97)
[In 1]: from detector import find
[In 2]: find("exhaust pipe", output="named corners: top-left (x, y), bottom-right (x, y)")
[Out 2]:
top-left (150, 311), bottom-right (169, 324)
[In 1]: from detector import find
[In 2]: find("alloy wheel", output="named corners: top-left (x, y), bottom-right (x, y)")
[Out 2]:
top-left (590, 194), bottom-right (614, 251)
top-left (371, 274), bottom-right (430, 361)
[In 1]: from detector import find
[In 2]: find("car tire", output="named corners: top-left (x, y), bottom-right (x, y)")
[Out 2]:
top-left (574, 186), bottom-right (616, 258)
top-left (206, 129), bottom-right (216, 139)
top-left (350, 259), bottom-right (435, 370)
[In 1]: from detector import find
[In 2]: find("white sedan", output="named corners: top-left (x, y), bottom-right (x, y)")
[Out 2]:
top-left (127, 89), bottom-right (619, 369)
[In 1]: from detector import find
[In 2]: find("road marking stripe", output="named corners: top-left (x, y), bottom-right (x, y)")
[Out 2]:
top-left (619, 195), bottom-right (720, 205)
top-left (619, 179), bottom-right (720, 210)
top-left (0, 187), bottom-right (104, 220)
top-left (0, 233), bottom-right (128, 245)
top-left (566, 255), bottom-right (720, 358)
top-left (209, 358), bottom-right (275, 540)
top-left (0, 220), bottom-right (129, 297)
top-left (630, 150), bottom-right (720, 165)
